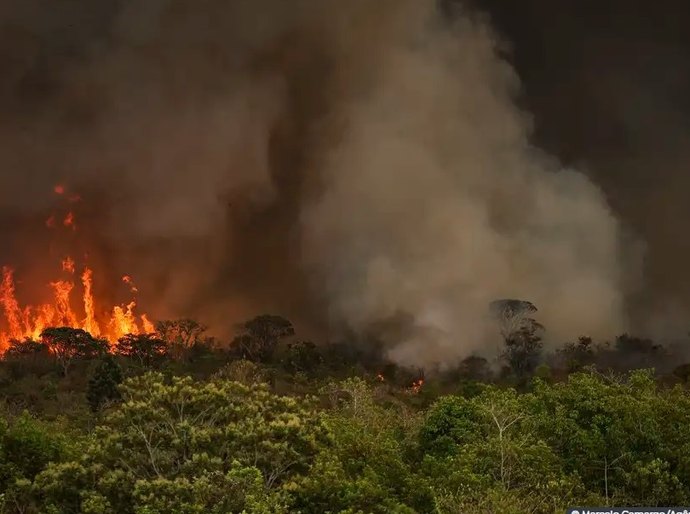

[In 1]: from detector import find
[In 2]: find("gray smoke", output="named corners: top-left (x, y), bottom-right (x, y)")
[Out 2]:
top-left (0, 0), bottom-right (637, 367)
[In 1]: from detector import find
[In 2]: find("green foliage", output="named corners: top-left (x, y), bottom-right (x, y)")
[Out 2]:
top-left (530, 370), bottom-right (690, 506)
top-left (290, 378), bottom-right (428, 513)
top-left (1, 315), bottom-right (690, 514)
top-left (86, 356), bottom-right (123, 413)
top-left (34, 372), bottom-right (328, 513)
top-left (0, 411), bottom-right (75, 512)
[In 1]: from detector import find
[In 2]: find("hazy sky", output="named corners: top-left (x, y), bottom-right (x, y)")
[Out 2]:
top-left (0, 0), bottom-right (688, 363)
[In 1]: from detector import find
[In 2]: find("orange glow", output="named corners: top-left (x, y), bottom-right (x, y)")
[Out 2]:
top-left (122, 275), bottom-right (138, 293)
top-left (410, 378), bottom-right (424, 394)
top-left (81, 268), bottom-right (100, 337)
top-left (0, 187), bottom-right (154, 353)
top-left (0, 262), bottom-right (153, 352)
top-left (63, 212), bottom-right (75, 229)
top-left (376, 373), bottom-right (385, 382)
top-left (62, 257), bottom-right (75, 274)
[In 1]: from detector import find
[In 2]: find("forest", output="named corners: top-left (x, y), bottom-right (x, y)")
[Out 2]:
top-left (1, 307), bottom-right (690, 514)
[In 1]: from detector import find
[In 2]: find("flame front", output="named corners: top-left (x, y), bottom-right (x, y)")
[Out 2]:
top-left (0, 262), bottom-right (153, 352)
top-left (0, 185), bottom-right (153, 353)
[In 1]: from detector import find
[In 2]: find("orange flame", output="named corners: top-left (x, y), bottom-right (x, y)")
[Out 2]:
top-left (376, 373), bottom-right (385, 382)
top-left (122, 275), bottom-right (138, 294)
top-left (81, 268), bottom-right (100, 337)
top-left (0, 187), bottom-right (154, 353)
top-left (410, 378), bottom-right (425, 394)
top-left (0, 261), bottom-right (152, 353)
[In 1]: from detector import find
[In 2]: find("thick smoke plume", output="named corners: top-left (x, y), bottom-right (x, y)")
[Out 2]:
top-left (0, 0), bottom-right (635, 367)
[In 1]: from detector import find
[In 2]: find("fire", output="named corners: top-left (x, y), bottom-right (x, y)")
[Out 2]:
top-left (0, 187), bottom-right (154, 353)
top-left (410, 378), bottom-right (424, 394)
top-left (122, 275), bottom-right (138, 293)
top-left (0, 263), bottom-right (153, 352)
top-left (376, 372), bottom-right (385, 382)
top-left (62, 257), bottom-right (75, 274)
top-left (63, 212), bottom-right (75, 229)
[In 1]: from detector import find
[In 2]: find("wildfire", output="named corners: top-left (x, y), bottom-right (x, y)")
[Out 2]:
top-left (410, 378), bottom-right (425, 394)
top-left (63, 211), bottom-right (75, 229)
top-left (122, 275), bottom-right (138, 293)
top-left (376, 372), bottom-right (385, 382)
top-left (0, 186), bottom-right (154, 353)
top-left (62, 257), bottom-right (75, 274)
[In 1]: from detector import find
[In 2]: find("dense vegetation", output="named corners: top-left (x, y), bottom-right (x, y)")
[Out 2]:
top-left (1, 313), bottom-right (690, 513)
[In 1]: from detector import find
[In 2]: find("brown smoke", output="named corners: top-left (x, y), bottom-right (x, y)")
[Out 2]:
top-left (0, 0), bottom-right (638, 367)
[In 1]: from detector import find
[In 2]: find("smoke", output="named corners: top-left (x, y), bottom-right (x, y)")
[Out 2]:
top-left (0, 0), bottom-right (636, 367)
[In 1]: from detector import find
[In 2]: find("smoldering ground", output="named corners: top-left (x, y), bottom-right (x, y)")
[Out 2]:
top-left (0, 0), bottom-right (638, 368)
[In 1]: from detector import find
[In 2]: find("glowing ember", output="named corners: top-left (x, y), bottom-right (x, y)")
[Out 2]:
top-left (62, 257), bottom-right (75, 274)
top-left (410, 378), bottom-right (424, 394)
top-left (122, 275), bottom-right (138, 293)
top-left (376, 373), bottom-right (385, 382)
top-left (63, 212), bottom-right (75, 229)
top-left (54, 184), bottom-right (65, 195)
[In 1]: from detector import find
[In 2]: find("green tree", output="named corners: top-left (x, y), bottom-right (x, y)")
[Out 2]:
top-left (529, 370), bottom-right (690, 506)
top-left (0, 412), bottom-right (74, 513)
top-left (419, 387), bottom-right (583, 513)
top-left (86, 356), bottom-right (123, 413)
top-left (291, 378), bottom-right (427, 513)
top-left (34, 372), bottom-right (328, 513)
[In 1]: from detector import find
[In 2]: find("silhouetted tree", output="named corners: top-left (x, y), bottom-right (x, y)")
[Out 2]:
top-left (116, 333), bottom-right (168, 369)
top-left (232, 315), bottom-right (295, 363)
top-left (155, 319), bottom-right (208, 360)
top-left (282, 341), bottom-right (323, 375)
top-left (490, 299), bottom-right (544, 380)
top-left (557, 336), bottom-right (596, 372)
top-left (5, 338), bottom-right (49, 356)
top-left (40, 327), bottom-right (108, 376)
